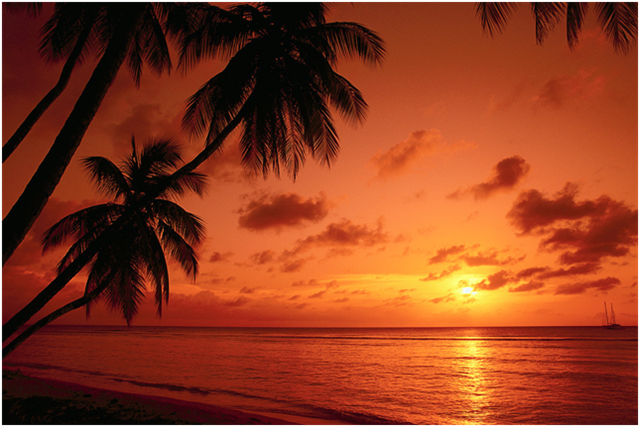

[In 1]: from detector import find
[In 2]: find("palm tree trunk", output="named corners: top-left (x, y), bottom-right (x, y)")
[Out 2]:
top-left (2, 9), bottom-right (97, 163)
top-left (2, 89), bottom-right (245, 346)
top-left (2, 212), bottom-right (133, 341)
top-left (163, 102), bottom-right (249, 191)
top-left (2, 5), bottom-right (146, 266)
top-left (2, 276), bottom-right (112, 359)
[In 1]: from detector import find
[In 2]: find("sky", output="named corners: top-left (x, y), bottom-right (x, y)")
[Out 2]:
top-left (2, 3), bottom-right (638, 328)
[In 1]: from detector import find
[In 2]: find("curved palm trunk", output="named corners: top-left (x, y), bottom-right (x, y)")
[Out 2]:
top-left (2, 221), bottom-right (118, 341)
top-left (2, 10), bottom-right (97, 163)
top-left (2, 95), bottom-right (244, 347)
top-left (2, 5), bottom-right (146, 266)
top-left (2, 276), bottom-right (111, 359)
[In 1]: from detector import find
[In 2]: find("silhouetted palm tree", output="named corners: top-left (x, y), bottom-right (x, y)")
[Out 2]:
top-left (3, 2), bottom-right (385, 346)
top-left (172, 2), bottom-right (386, 184)
top-left (3, 138), bottom-right (206, 354)
top-left (2, 3), bottom-right (199, 265)
top-left (476, 2), bottom-right (638, 54)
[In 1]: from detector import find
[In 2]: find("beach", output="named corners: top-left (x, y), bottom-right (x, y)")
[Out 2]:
top-left (2, 369), bottom-right (300, 425)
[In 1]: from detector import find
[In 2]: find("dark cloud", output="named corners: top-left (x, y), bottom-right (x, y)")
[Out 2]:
top-left (515, 267), bottom-right (550, 279)
top-left (448, 156), bottom-right (530, 200)
top-left (537, 262), bottom-right (601, 279)
top-left (292, 279), bottom-right (319, 287)
top-left (250, 250), bottom-right (276, 265)
top-left (239, 287), bottom-right (259, 294)
top-left (238, 192), bottom-right (330, 231)
top-left (430, 293), bottom-right (456, 304)
top-left (554, 277), bottom-right (621, 295)
top-left (508, 183), bottom-right (638, 265)
top-left (419, 264), bottom-right (461, 282)
top-left (308, 290), bottom-right (326, 299)
top-left (370, 129), bottom-right (475, 179)
top-left (428, 245), bottom-right (466, 264)
top-left (509, 281), bottom-right (545, 293)
top-left (461, 250), bottom-right (524, 267)
top-left (281, 259), bottom-right (306, 273)
top-left (209, 251), bottom-right (234, 263)
top-left (475, 270), bottom-right (512, 291)
top-left (290, 218), bottom-right (389, 256)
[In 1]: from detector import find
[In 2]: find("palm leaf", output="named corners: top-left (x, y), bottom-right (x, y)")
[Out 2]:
top-left (595, 2), bottom-right (638, 54)
top-left (476, 3), bottom-right (520, 37)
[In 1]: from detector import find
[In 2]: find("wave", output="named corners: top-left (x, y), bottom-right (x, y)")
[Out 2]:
top-left (5, 360), bottom-right (405, 424)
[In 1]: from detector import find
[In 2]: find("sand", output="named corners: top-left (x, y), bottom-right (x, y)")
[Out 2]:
top-left (2, 369), bottom-right (301, 424)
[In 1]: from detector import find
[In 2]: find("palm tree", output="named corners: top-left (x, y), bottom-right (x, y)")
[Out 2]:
top-left (3, 138), bottom-right (206, 358)
top-left (476, 2), bottom-right (638, 54)
top-left (2, 3), bottom-right (199, 265)
top-left (3, 2), bottom-right (385, 342)
top-left (168, 2), bottom-right (386, 185)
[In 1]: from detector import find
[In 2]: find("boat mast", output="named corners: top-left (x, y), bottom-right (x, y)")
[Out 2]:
top-left (611, 303), bottom-right (616, 325)
top-left (604, 301), bottom-right (610, 325)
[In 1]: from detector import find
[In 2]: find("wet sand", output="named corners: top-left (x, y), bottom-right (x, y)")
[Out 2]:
top-left (2, 369), bottom-right (299, 424)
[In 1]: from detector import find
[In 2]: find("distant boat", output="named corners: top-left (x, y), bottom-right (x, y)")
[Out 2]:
top-left (602, 302), bottom-right (624, 329)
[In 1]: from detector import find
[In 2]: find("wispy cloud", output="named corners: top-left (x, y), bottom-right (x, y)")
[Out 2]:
top-left (370, 129), bottom-right (476, 179)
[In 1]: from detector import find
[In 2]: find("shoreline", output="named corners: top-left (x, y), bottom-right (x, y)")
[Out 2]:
top-left (2, 369), bottom-right (329, 424)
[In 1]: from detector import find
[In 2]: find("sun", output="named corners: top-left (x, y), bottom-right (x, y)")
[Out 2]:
top-left (461, 286), bottom-right (476, 295)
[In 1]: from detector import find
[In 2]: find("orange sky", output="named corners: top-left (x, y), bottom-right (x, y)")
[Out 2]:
top-left (3, 3), bottom-right (638, 328)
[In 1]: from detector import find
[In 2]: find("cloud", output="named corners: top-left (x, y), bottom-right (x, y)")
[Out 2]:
top-left (239, 287), bottom-right (259, 294)
top-left (249, 250), bottom-right (276, 265)
top-left (509, 281), bottom-right (545, 293)
top-left (238, 192), bottom-right (331, 231)
top-left (280, 259), bottom-right (306, 273)
top-left (448, 156), bottom-right (530, 200)
top-left (430, 293), bottom-right (456, 304)
top-left (475, 270), bottom-right (512, 291)
top-left (534, 69), bottom-right (605, 109)
top-left (209, 251), bottom-right (234, 263)
top-left (370, 129), bottom-right (476, 179)
top-left (419, 264), bottom-right (461, 282)
top-left (537, 263), bottom-right (601, 279)
top-left (461, 250), bottom-right (525, 267)
top-left (428, 245), bottom-right (467, 264)
top-left (289, 218), bottom-right (389, 256)
top-left (554, 277), bottom-right (621, 295)
top-left (508, 183), bottom-right (638, 265)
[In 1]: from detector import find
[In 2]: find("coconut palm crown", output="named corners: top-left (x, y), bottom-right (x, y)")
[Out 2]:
top-left (179, 2), bottom-right (386, 179)
top-left (41, 138), bottom-right (206, 324)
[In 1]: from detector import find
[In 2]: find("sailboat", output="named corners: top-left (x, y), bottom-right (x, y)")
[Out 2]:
top-left (602, 302), bottom-right (623, 329)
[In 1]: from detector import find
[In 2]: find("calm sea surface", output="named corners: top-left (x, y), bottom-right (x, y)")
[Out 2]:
top-left (4, 326), bottom-right (638, 424)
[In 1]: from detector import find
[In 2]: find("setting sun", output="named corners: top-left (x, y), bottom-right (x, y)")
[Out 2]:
top-left (461, 286), bottom-right (476, 295)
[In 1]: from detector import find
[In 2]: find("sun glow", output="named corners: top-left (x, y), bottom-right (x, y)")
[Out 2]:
top-left (461, 286), bottom-right (476, 295)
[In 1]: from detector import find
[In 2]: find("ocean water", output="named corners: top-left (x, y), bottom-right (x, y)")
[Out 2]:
top-left (4, 326), bottom-right (638, 424)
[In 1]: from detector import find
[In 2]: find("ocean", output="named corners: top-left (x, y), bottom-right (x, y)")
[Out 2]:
top-left (3, 326), bottom-right (638, 424)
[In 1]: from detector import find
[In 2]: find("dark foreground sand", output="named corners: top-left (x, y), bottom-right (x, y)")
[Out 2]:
top-left (2, 369), bottom-right (302, 425)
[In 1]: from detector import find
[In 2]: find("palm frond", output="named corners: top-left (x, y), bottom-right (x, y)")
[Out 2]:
top-left (82, 156), bottom-right (129, 200)
top-left (595, 2), bottom-right (638, 54)
top-left (531, 3), bottom-right (565, 45)
top-left (476, 3), bottom-right (520, 37)
top-left (318, 22), bottom-right (386, 67)
top-left (42, 204), bottom-right (121, 253)
top-left (566, 3), bottom-right (588, 50)
top-left (157, 220), bottom-right (200, 280)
